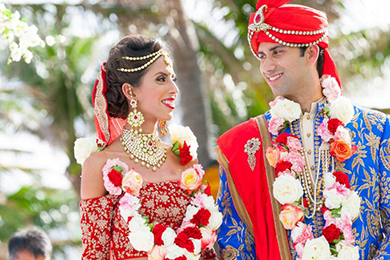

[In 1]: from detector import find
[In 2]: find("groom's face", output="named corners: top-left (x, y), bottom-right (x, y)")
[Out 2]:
top-left (258, 42), bottom-right (311, 99)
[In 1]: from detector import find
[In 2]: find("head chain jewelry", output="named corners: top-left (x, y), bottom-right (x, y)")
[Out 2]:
top-left (117, 50), bottom-right (172, 73)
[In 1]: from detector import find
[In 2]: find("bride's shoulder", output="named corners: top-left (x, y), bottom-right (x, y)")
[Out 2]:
top-left (81, 150), bottom-right (112, 199)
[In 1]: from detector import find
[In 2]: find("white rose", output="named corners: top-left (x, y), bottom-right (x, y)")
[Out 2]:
top-left (128, 230), bottom-right (154, 252)
top-left (301, 236), bottom-right (331, 260)
top-left (273, 175), bottom-right (303, 205)
top-left (337, 244), bottom-right (359, 260)
top-left (184, 205), bottom-right (200, 222)
top-left (165, 244), bottom-right (186, 259)
top-left (324, 172), bottom-right (336, 189)
top-left (341, 191), bottom-right (361, 220)
top-left (128, 215), bottom-right (149, 233)
top-left (206, 210), bottom-right (223, 231)
top-left (161, 227), bottom-right (177, 246)
top-left (270, 99), bottom-right (301, 123)
top-left (168, 123), bottom-right (198, 160)
top-left (324, 188), bottom-right (347, 209)
top-left (197, 194), bottom-right (218, 212)
top-left (329, 96), bottom-right (354, 125)
top-left (74, 137), bottom-right (98, 165)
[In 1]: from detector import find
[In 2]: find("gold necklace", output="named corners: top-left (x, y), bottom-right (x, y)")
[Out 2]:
top-left (120, 129), bottom-right (167, 172)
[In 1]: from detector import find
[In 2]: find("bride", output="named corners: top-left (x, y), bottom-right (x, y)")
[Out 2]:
top-left (77, 35), bottom-right (220, 260)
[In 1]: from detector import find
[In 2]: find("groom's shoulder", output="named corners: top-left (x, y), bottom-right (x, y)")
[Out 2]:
top-left (217, 115), bottom-right (265, 150)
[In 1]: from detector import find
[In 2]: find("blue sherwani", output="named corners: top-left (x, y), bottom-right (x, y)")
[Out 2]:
top-left (217, 100), bottom-right (390, 259)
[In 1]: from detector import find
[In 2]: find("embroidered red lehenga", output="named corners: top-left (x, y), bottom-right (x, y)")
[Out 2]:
top-left (80, 180), bottom-right (216, 259)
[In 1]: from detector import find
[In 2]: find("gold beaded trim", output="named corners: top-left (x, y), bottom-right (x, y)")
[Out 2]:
top-left (247, 4), bottom-right (328, 60)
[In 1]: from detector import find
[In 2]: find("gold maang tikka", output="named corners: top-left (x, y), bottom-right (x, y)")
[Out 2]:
top-left (121, 89), bottom-right (167, 172)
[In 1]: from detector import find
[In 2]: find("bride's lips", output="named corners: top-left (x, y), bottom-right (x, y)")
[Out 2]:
top-left (161, 98), bottom-right (176, 109)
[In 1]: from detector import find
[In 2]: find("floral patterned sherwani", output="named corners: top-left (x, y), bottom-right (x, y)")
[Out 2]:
top-left (217, 100), bottom-right (390, 259)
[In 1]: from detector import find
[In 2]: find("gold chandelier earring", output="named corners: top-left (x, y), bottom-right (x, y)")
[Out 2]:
top-left (158, 119), bottom-right (167, 137)
top-left (127, 91), bottom-right (145, 132)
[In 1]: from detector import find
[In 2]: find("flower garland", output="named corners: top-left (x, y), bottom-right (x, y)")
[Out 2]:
top-left (102, 159), bottom-right (222, 260)
top-left (266, 75), bottom-right (361, 259)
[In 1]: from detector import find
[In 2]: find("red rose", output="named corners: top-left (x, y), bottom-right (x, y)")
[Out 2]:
top-left (171, 257), bottom-right (187, 260)
top-left (321, 206), bottom-right (329, 215)
top-left (174, 232), bottom-right (194, 252)
top-left (108, 169), bottom-right (123, 187)
top-left (327, 118), bottom-right (344, 134)
top-left (179, 141), bottom-right (193, 165)
top-left (276, 133), bottom-right (297, 144)
top-left (200, 184), bottom-right (211, 196)
top-left (153, 224), bottom-right (167, 246)
top-left (190, 208), bottom-right (211, 226)
top-left (322, 224), bottom-right (341, 243)
top-left (302, 198), bottom-right (308, 208)
top-left (182, 226), bottom-right (202, 239)
top-left (275, 161), bottom-right (293, 174)
top-left (333, 171), bottom-right (350, 188)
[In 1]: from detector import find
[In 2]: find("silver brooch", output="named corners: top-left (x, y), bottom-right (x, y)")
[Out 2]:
top-left (244, 138), bottom-right (261, 171)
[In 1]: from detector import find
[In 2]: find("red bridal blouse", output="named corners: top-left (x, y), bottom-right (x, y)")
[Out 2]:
top-left (80, 181), bottom-right (216, 260)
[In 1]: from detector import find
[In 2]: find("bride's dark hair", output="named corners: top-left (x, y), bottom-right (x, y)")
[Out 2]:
top-left (105, 35), bottom-right (166, 119)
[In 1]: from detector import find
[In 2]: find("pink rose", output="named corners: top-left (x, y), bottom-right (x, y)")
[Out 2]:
top-left (148, 245), bottom-right (167, 260)
top-left (179, 164), bottom-right (204, 192)
top-left (279, 204), bottom-right (304, 230)
top-left (122, 169), bottom-right (143, 196)
top-left (317, 118), bottom-right (333, 142)
top-left (200, 227), bottom-right (217, 250)
top-left (286, 151), bottom-right (305, 174)
top-left (269, 116), bottom-right (284, 136)
top-left (287, 136), bottom-right (302, 152)
top-left (322, 76), bottom-right (341, 103)
top-left (266, 146), bottom-right (280, 167)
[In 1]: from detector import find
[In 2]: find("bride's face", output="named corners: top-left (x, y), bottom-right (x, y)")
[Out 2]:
top-left (132, 57), bottom-right (179, 122)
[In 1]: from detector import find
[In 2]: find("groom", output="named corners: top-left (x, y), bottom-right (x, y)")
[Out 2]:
top-left (216, 0), bottom-right (390, 259)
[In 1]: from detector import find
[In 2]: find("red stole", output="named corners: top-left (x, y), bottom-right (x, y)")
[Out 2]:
top-left (217, 117), bottom-right (291, 260)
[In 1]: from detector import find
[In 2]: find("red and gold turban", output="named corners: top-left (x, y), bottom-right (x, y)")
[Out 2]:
top-left (248, 0), bottom-right (341, 86)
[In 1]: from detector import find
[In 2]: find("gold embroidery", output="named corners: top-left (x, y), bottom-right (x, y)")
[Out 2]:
top-left (94, 68), bottom-right (110, 143)
top-left (221, 245), bottom-right (239, 260)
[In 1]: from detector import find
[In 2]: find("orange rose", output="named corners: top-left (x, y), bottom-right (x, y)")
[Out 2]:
top-left (279, 204), bottom-right (304, 230)
top-left (330, 140), bottom-right (354, 162)
top-left (122, 169), bottom-right (143, 196)
top-left (266, 146), bottom-right (280, 167)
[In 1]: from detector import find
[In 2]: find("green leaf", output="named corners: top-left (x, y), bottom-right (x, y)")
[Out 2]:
top-left (172, 141), bottom-right (181, 156)
top-left (331, 208), bottom-right (341, 218)
top-left (112, 165), bottom-right (123, 172)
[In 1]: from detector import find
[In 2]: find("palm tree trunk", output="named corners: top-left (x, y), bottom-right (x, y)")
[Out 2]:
top-left (162, 0), bottom-right (212, 165)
